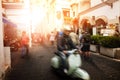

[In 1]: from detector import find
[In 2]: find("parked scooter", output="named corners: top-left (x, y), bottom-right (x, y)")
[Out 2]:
top-left (10, 38), bottom-right (21, 52)
top-left (51, 49), bottom-right (90, 80)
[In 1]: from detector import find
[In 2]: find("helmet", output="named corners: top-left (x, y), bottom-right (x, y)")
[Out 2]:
top-left (63, 25), bottom-right (71, 31)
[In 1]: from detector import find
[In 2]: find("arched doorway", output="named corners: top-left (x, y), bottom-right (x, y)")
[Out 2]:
top-left (81, 19), bottom-right (92, 34)
top-left (95, 18), bottom-right (107, 28)
top-left (95, 18), bottom-right (107, 34)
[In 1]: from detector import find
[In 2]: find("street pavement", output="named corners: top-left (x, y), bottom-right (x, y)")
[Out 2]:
top-left (4, 42), bottom-right (120, 80)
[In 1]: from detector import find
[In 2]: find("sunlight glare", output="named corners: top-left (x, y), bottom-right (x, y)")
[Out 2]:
top-left (31, 7), bottom-right (45, 26)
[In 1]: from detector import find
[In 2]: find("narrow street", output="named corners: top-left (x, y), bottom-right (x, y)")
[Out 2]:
top-left (1, 1), bottom-right (120, 80)
top-left (4, 43), bottom-right (120, 80)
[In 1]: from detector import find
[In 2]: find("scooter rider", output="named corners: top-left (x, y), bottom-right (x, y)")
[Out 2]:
top-left (56, 26), bottom-right (78, 72)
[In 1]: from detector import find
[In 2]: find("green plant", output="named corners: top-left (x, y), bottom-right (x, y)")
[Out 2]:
top-left (100, 36), bottom-right (120, 48)
top-left (91, 35), bottom-right (102, 45)
top-left (91, 35), bottom-right (120, 48)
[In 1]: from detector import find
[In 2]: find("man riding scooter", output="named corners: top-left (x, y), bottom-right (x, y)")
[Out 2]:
top-left (51, 25), bottom-right (90, 80)
top-left (56, 26), bottom-right (79, 72)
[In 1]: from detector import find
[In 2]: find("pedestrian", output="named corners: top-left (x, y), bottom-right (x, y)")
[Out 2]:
top-left (79, 31), bottom-right (84, 42)
top-left (49, 31), bottom-right (56, 45)
top-left (80, 31), bottom-right (91, 58)
top-left (69, 29), bottom-right (79, 46)
top-left (47, 33), bottom-right (50, 41)
top-left (114, 26), bottom-right (120, 37)
top-left (79, 31), bottom-right (85, 54)
top-left (21, 31), bottom-right (29, 58)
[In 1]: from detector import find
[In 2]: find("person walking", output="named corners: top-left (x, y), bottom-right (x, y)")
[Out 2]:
top-left (49, 31), bottom-right (56, 45)
top-left (114, 26), bottom-right (120, 37)
top-left (80, 31), bottom-right (91, 58)
top-left (21, 31), bottom-right (29, 58)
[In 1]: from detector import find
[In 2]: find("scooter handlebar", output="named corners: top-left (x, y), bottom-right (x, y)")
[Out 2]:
top-left (67, 49), bottom-right (77, 54)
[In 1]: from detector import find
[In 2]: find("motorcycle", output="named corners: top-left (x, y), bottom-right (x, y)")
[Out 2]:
top-left (51, 49), bottom-right (90, 80)
top-left (9, 38), bottom-right (21, 52)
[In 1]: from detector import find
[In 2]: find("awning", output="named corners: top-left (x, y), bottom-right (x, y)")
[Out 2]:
top-left (2, 17), bottom-right (17, 27)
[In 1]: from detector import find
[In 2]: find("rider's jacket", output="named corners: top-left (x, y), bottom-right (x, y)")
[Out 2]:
top-left (57, 33), bottom-right (76, 51)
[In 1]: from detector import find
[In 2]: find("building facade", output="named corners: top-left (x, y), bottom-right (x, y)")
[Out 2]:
top-left (71, 0), bottom-right (120, 35)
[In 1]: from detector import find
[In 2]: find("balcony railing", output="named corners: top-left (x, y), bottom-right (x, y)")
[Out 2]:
top-left (2, 2), bottom-right (24, 9)
top-left (2, 0), bottom-right (24, 3)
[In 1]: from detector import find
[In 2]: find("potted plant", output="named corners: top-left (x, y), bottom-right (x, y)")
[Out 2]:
top-left (100, 36), bottom-right (120, 58)
top-left (90, 35), bottom-right (102, 53)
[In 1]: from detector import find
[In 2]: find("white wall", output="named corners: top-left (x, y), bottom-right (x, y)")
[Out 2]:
top-left (0, 0), bottom-right (5, 79)
top-left (78, 0), bottom-right (91, 13)
top-left (80, 1), bottom-right (120, 24)
top-left (91, 0), bottom-right (102, 7)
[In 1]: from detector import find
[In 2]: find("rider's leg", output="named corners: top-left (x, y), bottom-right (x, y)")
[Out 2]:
top-left (57, 51), bottom-right (68, 71)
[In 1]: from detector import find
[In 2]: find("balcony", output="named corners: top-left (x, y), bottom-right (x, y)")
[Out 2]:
top-left (2, 0), bottom-right (24, 3)
top-left (2, 2), bottom-right (24, 9)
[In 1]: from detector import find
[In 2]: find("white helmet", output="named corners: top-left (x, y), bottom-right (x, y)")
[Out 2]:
top-left (63, 25), bottom-right (71, 31)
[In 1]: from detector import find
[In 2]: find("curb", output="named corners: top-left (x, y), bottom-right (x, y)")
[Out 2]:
top-left (91, 52), bottom-right (120, 62)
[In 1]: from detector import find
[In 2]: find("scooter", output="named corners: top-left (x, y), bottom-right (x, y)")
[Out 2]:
top-left (51, 49), bottom-right (90, 80)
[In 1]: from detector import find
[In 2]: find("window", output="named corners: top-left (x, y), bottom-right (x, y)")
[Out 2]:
top-left (73, 12), bottom-right (75, 17)
top-left (63, 10), bottom-right (70, 17)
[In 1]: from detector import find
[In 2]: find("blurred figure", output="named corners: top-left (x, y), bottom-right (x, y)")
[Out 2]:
top-left (56, 26), bottom-right (78, 72)
top-left (21, 31), bottom-right (29, 58)
top-left (114, 26), bottom-right (120, 37)
top-left (80, 32), bottom-right (91, 58)
top-left (47, 33), bottom-right (50, 41)
top-left (57, 27), bottom-right (77, 52)
top-left (49, 31), bottom-right (56, 45)
top-left (69, 30), bottom-right (79, 46)
top-left (79, 31), bottom-right (84, 43)
top-left (79, 31), bottom-right (85, 53)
